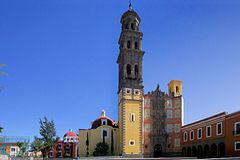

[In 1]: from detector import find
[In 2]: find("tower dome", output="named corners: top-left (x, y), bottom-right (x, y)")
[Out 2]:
top-left (63, 129), bottom-right (78, 142)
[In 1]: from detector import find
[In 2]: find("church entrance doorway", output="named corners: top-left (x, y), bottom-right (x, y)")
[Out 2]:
top-left (154, 144), bottom-right (162, 157)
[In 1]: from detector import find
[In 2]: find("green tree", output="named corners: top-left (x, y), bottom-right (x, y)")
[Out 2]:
top-left (30, 136), bottom-right (43, 157)
top-left (39, 117), bottom-right (57, 158)
top-left (16, 142), bottom-right (28, 157)
top-left (93, 142), bottom-right (109, 156)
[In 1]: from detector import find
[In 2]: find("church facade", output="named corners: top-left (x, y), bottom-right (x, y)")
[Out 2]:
top-left (77, 5), bottom-right (184, 158)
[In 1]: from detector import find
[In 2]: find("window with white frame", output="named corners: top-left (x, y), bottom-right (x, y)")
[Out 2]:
top-left (216, 122), bottom-right (222, 135)
top-left (130, 113), bottom-right (135, 122)
top-left (129, 140), bottom-right (135, 146)
top-left (166, 100), bottom-right (172, 108)
top-left (144, 109), bottom-right (150, 118)
top-left (57, 144), bottom-right (62, 149)
top-left (101, 119), bottom-right (107, 126)
top-left (125, 88), bottom-right (132, 94)
top-left (184, 132), bottom-right (187, 142)
top-left (58, 151), bottom-right (62, 157)
top-left (197, 128), bottom-right (202, 139)
top-left (235, 141), bottom-right (240, 151)
top-left (50, 151), bottom-right (53, 157)
top-left (166, 110), bottom-right (173, 118)
top-left (101, 128), bottom-right (109, 139)
top-left (235, 122), bottom-right (240, 135)
top-left (175, 99), bottom-right (180, 108)
top-left (190, 130), bottom-right (194, 141)
top-left (174, 110), bottom-right (180, 118)
top-left (134, 89), bottom-right (140, 95)
top-left (206, 125), bottom-right (211, 137)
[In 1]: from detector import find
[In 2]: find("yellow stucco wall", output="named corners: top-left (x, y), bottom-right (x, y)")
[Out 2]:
top-left (78, 125), bottom-right (120, 157)
top-left (118, 88), bottom-right (143, 156)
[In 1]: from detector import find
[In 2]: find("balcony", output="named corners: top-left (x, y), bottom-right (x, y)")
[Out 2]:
top-left (232, 130), bottom-right (240, 136)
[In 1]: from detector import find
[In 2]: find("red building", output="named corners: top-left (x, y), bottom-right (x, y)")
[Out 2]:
top-left (48, 129), bottom-right (78, 159)
top-left (143, 80), bottom-right (183, 157)
top-left (181, 111), bottom-right (240, 158)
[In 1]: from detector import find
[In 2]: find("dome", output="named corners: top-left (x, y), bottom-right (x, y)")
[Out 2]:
top-left (91, 110), bottom-right (118, 129)
top-left (121, 5), bottom-right (141, 23)
top-left (64, 129), bottom-right (77, 138)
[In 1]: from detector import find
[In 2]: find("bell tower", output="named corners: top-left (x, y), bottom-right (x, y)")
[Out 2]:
top-left (117, 3), bottom-right (144, 157)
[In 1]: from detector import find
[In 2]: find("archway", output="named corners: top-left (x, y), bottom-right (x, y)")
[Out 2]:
top-left (197, 145), bottom-right (203, 158)
top-left (187, 147), bottom-right (191, 157)
top-left (204, 144), bottom-right (210, 158)
top-left (192, 146), bottom-right (197, 157)
top-left (218, 142), bottom-right (225, 157)
top-left (210, 143), bottom-right (217, 157)
top-left (182, 147), bottom-right (186, 156)
top-left (154, 144), bottom-right (162, 157)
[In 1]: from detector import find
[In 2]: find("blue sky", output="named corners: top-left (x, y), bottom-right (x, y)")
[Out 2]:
top-left (1, 0), bottom-right (240, 140)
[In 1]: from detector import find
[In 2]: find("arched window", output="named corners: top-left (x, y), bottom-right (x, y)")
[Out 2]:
top-left (135, 42), bottom-right (138, 50)
top-left (130, 113), bottom-right (135, 122)
top-left (176, 86), bottom-right (179, 93)
top-left (131, 23), bottom-right (135, 30)
top-left (134, 65), bottom-right (138, 77)
top-left (127, 41), bottom-right (131, 49)
top-left (126, 64), bottom-right (131, 76)
top-left (125, 23), bottom-right (129, 29)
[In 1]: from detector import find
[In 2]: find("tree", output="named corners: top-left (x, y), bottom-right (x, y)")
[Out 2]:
top-left (39, 117), bottom-right (57, 158)
top-left (30, 136), bottom-right (43, 157)
top-left (0, 126), bottom-right (3, 134)
top-left (93, 142), bottom-right (109, 156)
top-left (16, 142), bottom-right (28, 157)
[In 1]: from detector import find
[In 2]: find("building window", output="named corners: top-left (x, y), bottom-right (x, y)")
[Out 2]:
top-left (235, 141), bottom-right (240, 151)
top-left (57, 144), bottom-right (62, 149)
top-left (190, 130), bottom-right (194, 141)
top-left (134, 89), bottom-right (140, 95)
top-left (176, 86), bottom-right (179, 94)
top-left (175, 99), bottom-right (180, 108)
top-left (125, 88), bottom-right (131, 94)
top-left (101, 128), bottom-right (109, 139)
top-left (216, 122), bottom-right (222, 135)
top-left (65, 144), bottom-right (70, 149)
top-left (131, 23), bottom-right (135, 30)
top-left (125, 23), bottom-right (129, 29)
top-left (126, 64), bottom-right (131, 76)
top-left (50, 151), bottom-right (53, 157)
top-left (234, 122), bottom-right (240, 135)
top-left (145, 124), bottom-right (150, 132)
top-left (144, 109), bottom-right (150, 118)
top-left (134, 65), bottom-right (138, 77)
top-left (175, 138), bottom-right (180, 147)
top-left (166, 124), bottom-right (173, 133)
top-left (184, 132), bottom-right (187, 142)
top-left (175, 124), bottom-right (180, 133)
top-left (58, 151), bottom-right (62, 157)
top-left (130, 113), bottom-right (135, 122)
top-left (166, 100), bottom-right (172, 108)
top-left (166, 110), bottom-right (172, 118)
top-left (129, 140), bottom-right (135, 146)
top-left (101, 119), bottom-right (107, 126)
top-left (134, 42), bottom-right (138, 49)
top-left (206, 125), bottom-right (211, 138)
top-left (197, 128), bottom-right (202, 139)
top-left (174, 110), bottom-right (180, 118)
top-left (127, 41), bottom-right (131, 49)
top-left (11, 148), bottom-right (15, 152)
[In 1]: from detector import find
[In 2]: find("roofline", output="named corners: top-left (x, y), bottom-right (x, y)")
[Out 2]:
top-left (182, 112), bottom-right (227, 129)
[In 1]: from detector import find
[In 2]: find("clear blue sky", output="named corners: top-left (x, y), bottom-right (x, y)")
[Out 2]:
top-left (1, 0), bottom-right (240, 141)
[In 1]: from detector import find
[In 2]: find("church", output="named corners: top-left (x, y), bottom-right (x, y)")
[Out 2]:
top-left (78, 4), bottom-right (183, 158)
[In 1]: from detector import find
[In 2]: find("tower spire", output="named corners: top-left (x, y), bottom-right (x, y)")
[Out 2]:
top-left (129, 0), bottom-right (133, 11)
